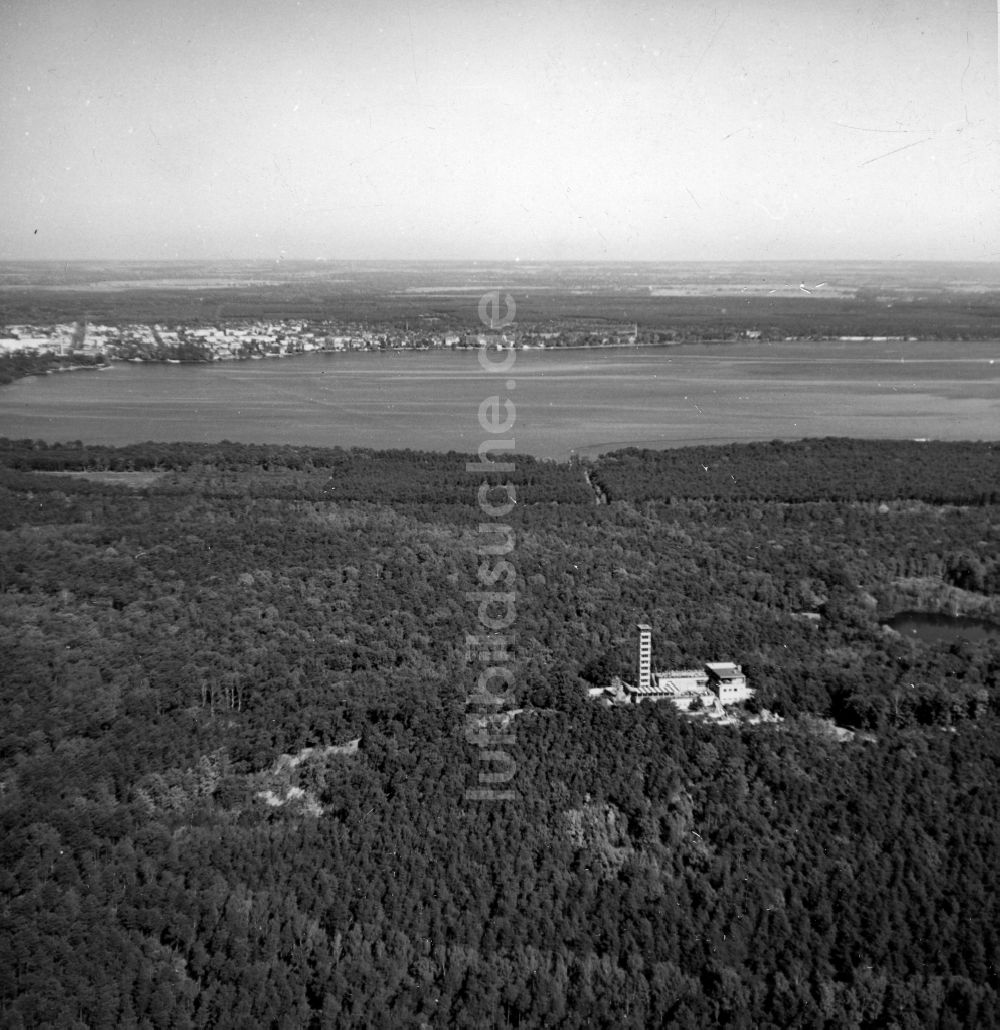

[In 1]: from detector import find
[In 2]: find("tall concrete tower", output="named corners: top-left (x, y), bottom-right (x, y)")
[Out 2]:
top-left (636, 623), bottom-right (652, 692)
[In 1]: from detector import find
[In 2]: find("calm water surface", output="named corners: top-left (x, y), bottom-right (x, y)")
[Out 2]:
top-left (1, 341), bottom-right (997, 458)
top-left (887, 611), bottom-right (1000, 646)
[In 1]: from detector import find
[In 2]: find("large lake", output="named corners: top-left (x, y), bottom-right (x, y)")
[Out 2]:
top-left (1, 340), bottom-right (997, 459)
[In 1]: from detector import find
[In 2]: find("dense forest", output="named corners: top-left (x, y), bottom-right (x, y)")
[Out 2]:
top-left (2, 438), bottom-right (999, 1027)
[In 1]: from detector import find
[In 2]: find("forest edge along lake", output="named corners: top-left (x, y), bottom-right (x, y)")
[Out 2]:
top-left (1, 340), bottom-right (998, 459)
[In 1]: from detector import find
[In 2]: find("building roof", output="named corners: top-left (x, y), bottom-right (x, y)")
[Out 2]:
top-left (705, 662), bottom-right (742, 678)
top-left (628, 678), bottom-right (709, 697)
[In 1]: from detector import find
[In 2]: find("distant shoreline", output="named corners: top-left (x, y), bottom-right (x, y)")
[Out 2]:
top-left (4, 334), bottom-right (992, 388)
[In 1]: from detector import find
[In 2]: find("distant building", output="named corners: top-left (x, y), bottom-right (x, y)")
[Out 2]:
top-left (606, 625), bottom-right (754, 710)
top-left (628, 668), bottom-right (708, 707)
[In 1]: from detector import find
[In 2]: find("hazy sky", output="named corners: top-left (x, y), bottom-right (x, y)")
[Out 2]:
top-left (2, 0), bottom-right (997, 261)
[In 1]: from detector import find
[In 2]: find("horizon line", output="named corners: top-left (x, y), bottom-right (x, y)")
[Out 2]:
top-left (2, 256), bottom-right (999, 266)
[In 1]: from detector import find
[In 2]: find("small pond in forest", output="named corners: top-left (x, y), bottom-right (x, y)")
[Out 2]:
top-left (886, 611), bottom-right (1000, 646)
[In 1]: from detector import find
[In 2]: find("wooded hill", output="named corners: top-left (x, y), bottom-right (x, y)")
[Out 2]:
top-left (1, 438), bottom-right (998, 1028)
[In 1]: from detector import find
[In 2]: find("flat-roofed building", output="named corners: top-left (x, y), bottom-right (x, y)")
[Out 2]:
top-left (705, 662), bottom-right (752, 704)
top-left (627, 669), bottom-right (711, 707)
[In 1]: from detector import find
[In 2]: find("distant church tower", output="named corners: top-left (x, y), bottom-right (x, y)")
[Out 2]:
top-left (636, 623), bottom-right (652, 692)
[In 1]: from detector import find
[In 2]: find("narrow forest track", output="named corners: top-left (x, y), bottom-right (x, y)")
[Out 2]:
top-left (582, 468), bottom-right (608, 505)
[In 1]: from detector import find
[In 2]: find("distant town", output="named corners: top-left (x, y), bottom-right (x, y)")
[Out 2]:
top-left (0, 317), bottom-right (923, 373)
